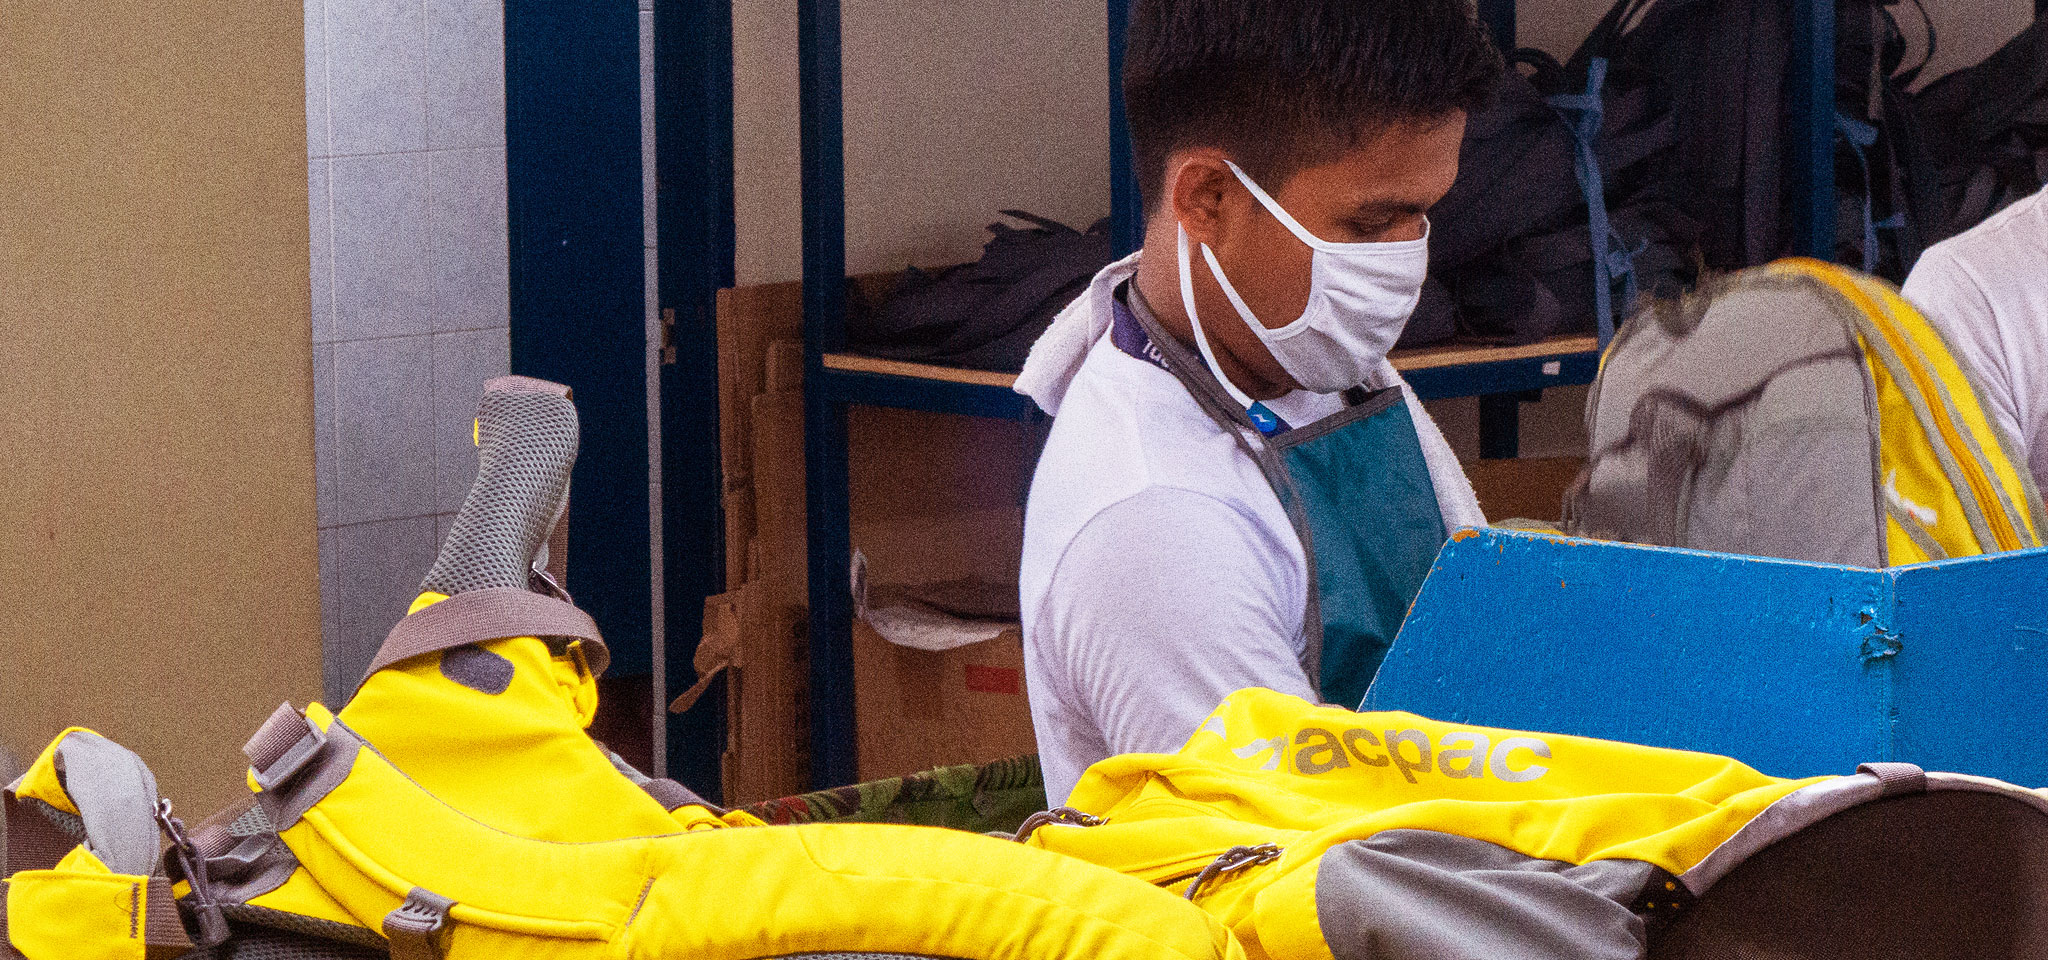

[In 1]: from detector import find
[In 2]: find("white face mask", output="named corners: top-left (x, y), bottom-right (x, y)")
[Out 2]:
top-left (1177, 160), bottom-right (1429, 402)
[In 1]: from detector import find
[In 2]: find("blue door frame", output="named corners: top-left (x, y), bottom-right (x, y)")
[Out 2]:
top-left (654, 0), bottom-right (737, 798)
top-left (506, 0), bottom-right (734, 798)
top-left (505, 2), bottom-right (652, 681)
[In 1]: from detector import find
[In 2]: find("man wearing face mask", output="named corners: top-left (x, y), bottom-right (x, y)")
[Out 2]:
top-left (1014, 0), bottom-right (1500, 803)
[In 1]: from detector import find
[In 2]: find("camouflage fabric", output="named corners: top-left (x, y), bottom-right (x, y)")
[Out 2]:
top-left (743, 755), bottom-right (1046, 835)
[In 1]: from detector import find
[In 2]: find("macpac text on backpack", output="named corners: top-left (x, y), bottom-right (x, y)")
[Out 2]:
top-left (1226, 725), bottom-right (1554, 784)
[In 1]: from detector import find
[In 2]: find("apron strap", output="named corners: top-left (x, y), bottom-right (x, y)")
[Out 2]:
top-left (1117, 285), bottom-right (1332, 684)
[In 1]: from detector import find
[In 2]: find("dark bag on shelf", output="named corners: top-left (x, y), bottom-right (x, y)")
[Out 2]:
top-left (1559, 0), bottom-right (1936, 282)
top-left (1403, 47), bottom-right (1699, 348)
top-left (1830, 0), bottom-right (1943, 279)
top-left (1911, 15), bottom-right (2048, 243)
top-left (848, 211), bottom-right (1113, 374)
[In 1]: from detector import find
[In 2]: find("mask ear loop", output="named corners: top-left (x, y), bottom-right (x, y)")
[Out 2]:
top-left (1201, 241), bottom-right (1302, 339)
top-left (1223, 159), bottom-right (1326, 250)
top-left (1178, 223), bottom-right (1260, 411)
top-left (1223, 159), bottom-right (1433, 253)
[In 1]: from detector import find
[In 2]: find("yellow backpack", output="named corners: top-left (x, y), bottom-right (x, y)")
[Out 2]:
top-left (1024, 688), bottom-right (2048, 960)
top-left (2, 377), bottom-right (1245, 960)
top-left (1571, 258), bottom-right (2044, 565)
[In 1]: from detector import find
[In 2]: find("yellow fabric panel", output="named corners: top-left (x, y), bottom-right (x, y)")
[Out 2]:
top-left (227, 589), bottom-right (1243, 958)
top-left (620, 824), bottom-right (1247, 960)
top-left (1236, 855), bottom-right (1327, 960)
top-left (12, 727), bottom-right (94, 815)
top-left (717, 808), bottom-right (766, 828)
top-left (441, 925), bottom-right (614, 960)
top-left (271, 731), bottom-right (648, 941)
top-left (408, 590), bottom-right (449, 615)
top-left (5, 847), bottom-right (145, 960)
top-left (1863, 337), bottom-right (1965, 564)
top-left (263, 724), bottom-right (1240, 959)
top-left (243, 865), bottom-right (371, 932)
top-left (402, 591), bottom-right (601, 725)
top-left (1864, 278), bottom-right (2041, 546)
top-left (669, 804), bottom-right (762, 832)
top-left (332, 626), bottom-right (677, 843)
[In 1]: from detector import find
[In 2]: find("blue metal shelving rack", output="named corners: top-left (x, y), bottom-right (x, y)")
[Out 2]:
top-left (797, 0), bottom-right (1841, 788)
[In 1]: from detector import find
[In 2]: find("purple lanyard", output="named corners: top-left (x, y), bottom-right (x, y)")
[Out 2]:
top-left (1111, 293), bottom-right (1291, 436)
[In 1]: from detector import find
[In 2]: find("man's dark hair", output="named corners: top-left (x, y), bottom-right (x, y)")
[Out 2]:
top-left (1124, 0), bottom-right (1501, 216)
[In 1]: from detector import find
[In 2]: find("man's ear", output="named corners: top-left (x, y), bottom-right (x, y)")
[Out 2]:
top-left (1166, 150), bottom-right (1236, 247)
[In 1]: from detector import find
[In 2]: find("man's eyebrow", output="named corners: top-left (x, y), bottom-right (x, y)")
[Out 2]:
top-left (1352, 198), bottom-right (1431, 217)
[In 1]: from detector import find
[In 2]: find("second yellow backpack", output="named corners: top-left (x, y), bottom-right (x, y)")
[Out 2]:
top-left (1023, 688), bottom-right (2048, 960)
top-left (1571, 258), bottom-right (2044, 565)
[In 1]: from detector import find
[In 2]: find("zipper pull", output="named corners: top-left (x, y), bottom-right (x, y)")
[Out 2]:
top-left (1011, 807), bottom-right (1106, 842)
top-left (1184, 843), bottom-right (1283, 900)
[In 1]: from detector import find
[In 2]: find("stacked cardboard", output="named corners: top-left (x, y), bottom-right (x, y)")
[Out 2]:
top-left (684, 277), bottom-right (1043, 803)
top-left (669, 281), bottom-right (810, 805)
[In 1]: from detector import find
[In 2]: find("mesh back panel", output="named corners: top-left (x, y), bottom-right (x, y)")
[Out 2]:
top-left (1650, 791), bottom-right (2048, 959)
top-left (27, 798), bottom-right (85, 841)
top-left (220, 904), bottom-right (391, 951)
top-left (229, 801), bottom-right (276, 838)
top-left (184, 927), bottom-right (388, 960)
top-left (420, 389), bottom-right (579, 596)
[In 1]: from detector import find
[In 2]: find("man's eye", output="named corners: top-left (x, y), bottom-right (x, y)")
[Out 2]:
top-left (1349, 219), bottom-right (1397, 239)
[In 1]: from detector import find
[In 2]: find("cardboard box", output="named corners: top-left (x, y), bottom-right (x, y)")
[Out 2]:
top-left (703, 273), bottom-right (1045, 798)
top-left (846, 405), bottom-right (1041, 781)
top-left (1464, 456), bottom-right (1586, 524)
top-left (853, 620), bottom-right (1037, 782)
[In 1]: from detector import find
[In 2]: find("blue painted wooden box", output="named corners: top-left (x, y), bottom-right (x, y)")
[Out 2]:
top-left (1363, 528), bottom-right (2048, 786)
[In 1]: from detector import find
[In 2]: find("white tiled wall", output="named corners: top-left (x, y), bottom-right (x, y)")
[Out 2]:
top-left (308, 0), bottom-right (511, 702)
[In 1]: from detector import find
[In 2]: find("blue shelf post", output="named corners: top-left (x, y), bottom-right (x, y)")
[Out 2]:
top-left (799, 0), bottom-right (859, 790)
top-left (1789, 0), bottom-right (1838, 259)
top-left (504, 0), bottom-right (655, 683)
top-left (1108, 0), bottom-right (1141, 258)
top-left (1473, 0), bottom-right (1522, 458)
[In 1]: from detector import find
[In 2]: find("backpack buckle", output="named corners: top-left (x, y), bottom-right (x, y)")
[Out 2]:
top-left (155, 799), bottom-right (230, 947)
top-left (244, 704), bottom-right (327, 792)
top-left (384, 887), bottom-right (457, 960)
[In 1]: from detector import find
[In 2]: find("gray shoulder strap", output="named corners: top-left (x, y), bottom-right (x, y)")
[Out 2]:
top-left (357, 587), bottom-right (609, 694)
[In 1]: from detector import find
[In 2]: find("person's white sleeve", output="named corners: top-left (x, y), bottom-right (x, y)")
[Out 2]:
top-left (1904, 248), bottom-right (2029, 460)
top-left (1031, 486), bottom-right (1317, 802)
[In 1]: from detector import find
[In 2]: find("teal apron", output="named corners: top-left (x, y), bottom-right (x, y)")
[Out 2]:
top-left (1115, 291), bottom-right (1449, 708)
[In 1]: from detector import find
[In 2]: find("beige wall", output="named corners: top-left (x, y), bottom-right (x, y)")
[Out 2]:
top-left (736, 0), bottom-right (1109, 283)
top-left (0, 2), bottom-right (320, 811)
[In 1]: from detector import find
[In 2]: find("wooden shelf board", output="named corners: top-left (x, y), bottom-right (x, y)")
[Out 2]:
top-left (1391, 335), bottom-right (1602, 371)
top-left (822, 334), bottom-right (1601, 390)
top-left (822, 353), bottom-right (1020, 388)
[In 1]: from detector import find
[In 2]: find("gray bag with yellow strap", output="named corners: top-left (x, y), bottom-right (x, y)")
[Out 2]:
top-left (1569, 257), bottom-right (2045, 565)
